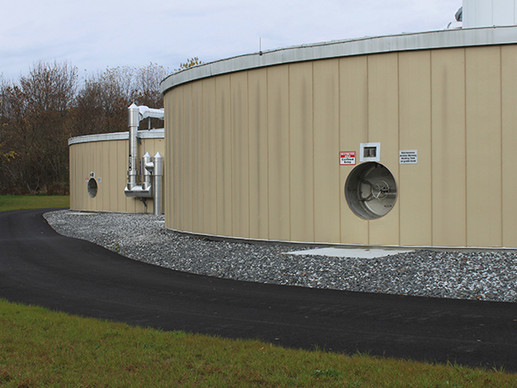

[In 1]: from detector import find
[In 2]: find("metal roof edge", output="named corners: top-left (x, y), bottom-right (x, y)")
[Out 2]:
top-left (68, 128), bottom-right (164, 146)
top-left (160, 26), bottom-right (517, 94)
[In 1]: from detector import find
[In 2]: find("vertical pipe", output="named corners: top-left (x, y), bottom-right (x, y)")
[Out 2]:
top-left (153, 152), bottom-right (163, 215)
top-left (127, 104), bottom-right (140, 189)
top-left (142, 152), bottom-right (152, 190)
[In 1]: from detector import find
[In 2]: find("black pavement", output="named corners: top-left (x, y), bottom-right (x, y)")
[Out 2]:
top-left (0, 209), bottom-right (516, 371)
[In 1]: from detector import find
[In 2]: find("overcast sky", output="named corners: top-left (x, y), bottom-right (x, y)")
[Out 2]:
top-left (1, 0), bottom-right (462, 81)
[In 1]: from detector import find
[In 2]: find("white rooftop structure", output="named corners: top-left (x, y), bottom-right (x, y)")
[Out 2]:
top-left (463, 0), bottom-right (517, 28)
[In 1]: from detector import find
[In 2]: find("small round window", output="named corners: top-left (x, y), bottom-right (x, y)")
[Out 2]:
top-left (345, 162), bottom-right (397, 220)
top-left (87, 178), bottom-right (98, 198)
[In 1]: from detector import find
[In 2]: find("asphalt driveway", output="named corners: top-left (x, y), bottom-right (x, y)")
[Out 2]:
top-left (0, 209), bottom-right (516, 371)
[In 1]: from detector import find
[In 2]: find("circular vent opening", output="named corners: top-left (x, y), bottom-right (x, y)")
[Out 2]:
top-left (87, 178), bottom-right (98, 198)
top-left (345, 162), bottom-right (397, 220)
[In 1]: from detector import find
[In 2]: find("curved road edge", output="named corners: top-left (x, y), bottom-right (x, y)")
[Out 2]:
top-left (0, 208), bottom-right (516, 372)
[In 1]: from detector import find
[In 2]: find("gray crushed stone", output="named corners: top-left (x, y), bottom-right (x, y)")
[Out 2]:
top-left (43, 210), bottom-right (517, 303)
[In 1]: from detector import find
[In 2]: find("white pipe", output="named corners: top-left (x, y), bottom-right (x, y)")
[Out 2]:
top-left (124, 104), bottom-right (165, 214)
top-left (138, 106), bottom-right (164, 121)
top-left (152, 152), bottom-right (163, 215)
top-left (127, 103), bottom-right (140, 189)
top-left (142, 152), bottom-right (152, 191)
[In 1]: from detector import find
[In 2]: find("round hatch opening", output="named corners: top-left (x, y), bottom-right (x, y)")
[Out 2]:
top-left (87, 178), bottom-right (98, 198)
top-left (345, 162), bottom-right (397, 220)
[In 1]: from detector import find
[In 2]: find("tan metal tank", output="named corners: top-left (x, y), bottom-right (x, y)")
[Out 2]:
top-left (69, 129), bottom-right (164, 213)
top-left (160, 26), bottom-right (517, 248)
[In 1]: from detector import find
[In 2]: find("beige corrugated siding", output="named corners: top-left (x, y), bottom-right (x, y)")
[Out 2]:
top-left (290, 62), bottom-right (314, 243)
top-left (466, 46), bottom-right (502, 247)
top-left (248, 69), bottom-right (269, 240)
top-left (399, 51), bottom-right (432, 246)
top-left (313, 59), bottom-right (341, 244)
top-left (502, 45), bottom-right (517, 247)
top-left (267, 66), bottom-right (290, 241)
top-left (231, 71), bottom-right (250, 238)
top-left (339, 56), bottom-right (369, 245)
top-left (367, 53), bottom-right (400, 246)
top-left (164, 44), bottom-right (517, 248)
top-left (69, 136), bottom-right (164, 213)
top-left (431, 48), bottom-right (467, 246)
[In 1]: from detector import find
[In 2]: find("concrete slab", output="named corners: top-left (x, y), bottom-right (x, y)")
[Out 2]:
top-left (286, 247), bottom-right (414, 259)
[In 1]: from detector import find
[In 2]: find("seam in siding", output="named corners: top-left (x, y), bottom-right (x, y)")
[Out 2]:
top-left (429, 51), bottom-right (434, 246)
top-left (464, 48), bottom-right (468, 247)
top-left (500, 46), bottom-right (504, 246)
top-left (397, 53), bottom-right (401, 247)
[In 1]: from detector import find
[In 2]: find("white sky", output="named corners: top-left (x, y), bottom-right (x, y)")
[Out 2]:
top-left (0, 0), bottom-right (462, 81)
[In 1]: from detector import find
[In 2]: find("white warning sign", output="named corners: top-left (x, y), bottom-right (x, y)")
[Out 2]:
top-left (399, 150), bottom-right (418, 164)
top-left (339, 151), bottom-right (356, 165)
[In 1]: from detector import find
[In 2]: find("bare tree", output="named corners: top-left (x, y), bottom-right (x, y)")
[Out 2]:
top-left (72, 63), bottom-right (170, 136)
top-left (133, 62), bottom-right (168, 107)
top-left (0, 61), bottom-right (77, 193)
top-left (0, 60), bottom-right (194, 194)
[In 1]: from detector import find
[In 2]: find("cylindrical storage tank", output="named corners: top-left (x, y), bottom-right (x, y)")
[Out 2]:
top-left (69, 129), bottom-right (165, 213)
top-left (161, 26), bottom-right (517, 248)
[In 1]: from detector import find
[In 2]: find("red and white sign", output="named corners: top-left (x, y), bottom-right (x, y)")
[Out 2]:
top-left (339, 151), bottom-right (356, 165)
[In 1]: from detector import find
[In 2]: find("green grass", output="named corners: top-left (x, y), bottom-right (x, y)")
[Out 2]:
top-left (0, 299), bottom-right (515, 387)
top-left (0, 195), bottom-right (69, 212)
top-left (1, 195), bottom-right (516, 386)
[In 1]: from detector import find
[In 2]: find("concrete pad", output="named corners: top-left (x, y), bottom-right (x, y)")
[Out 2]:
top-left (286, 247), bottom-right (414, 259)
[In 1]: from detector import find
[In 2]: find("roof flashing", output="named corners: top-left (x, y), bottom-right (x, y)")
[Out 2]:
top-left (161, 26), bottom-right (517, 94)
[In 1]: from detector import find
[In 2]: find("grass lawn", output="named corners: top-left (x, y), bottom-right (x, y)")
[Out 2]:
top-left (0, 195), bottom-right (516, 386)
top-left (0, 194), bottom-right (69, 211)
top-left (0, 299), bottom-right (515, 387)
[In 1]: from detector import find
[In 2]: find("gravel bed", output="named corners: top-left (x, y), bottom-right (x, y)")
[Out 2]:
top-left (44, 210), bottom-right (517, 303)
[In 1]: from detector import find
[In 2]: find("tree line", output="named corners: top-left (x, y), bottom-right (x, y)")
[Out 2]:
top-left (0, 61), bottom-right (176, 194)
